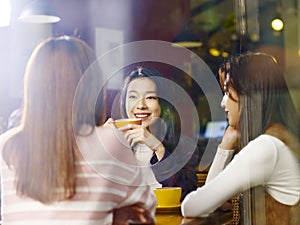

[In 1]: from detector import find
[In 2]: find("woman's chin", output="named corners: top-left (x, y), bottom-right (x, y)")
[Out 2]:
top-left (142, 118), bottom-right (157, 127)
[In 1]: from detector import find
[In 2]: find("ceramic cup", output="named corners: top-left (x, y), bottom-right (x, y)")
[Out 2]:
top-left (114, 118), bottom-right (142, 129)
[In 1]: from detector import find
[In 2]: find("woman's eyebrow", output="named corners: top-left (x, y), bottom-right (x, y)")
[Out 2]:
top-left (128, 90), bottom-right (138, 94)
top-left (128, 90), bottom-right (157, 95)
top-left (145, 91), bottom-right (157, 95)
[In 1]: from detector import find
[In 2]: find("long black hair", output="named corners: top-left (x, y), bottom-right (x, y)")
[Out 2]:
top-left (219, 52), bottom-right (300, 158)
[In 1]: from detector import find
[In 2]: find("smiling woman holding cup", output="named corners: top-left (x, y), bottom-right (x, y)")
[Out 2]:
top-left (106, 66), bottom-right (199, 200)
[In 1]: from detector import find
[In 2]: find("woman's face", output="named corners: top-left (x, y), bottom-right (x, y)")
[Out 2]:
top-left (220, 90), bottom-right (240, 128)
top-left (125, 77), bottom-right (161, 128)
top-left (219, 71), bottom-right (241, 128)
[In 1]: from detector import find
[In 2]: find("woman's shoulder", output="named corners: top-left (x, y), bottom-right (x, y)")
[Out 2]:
top-left (77, 126), bottom-right (140, 179)
top-left (241, 134), bottom-right (296, 166)
top-left (94, 126), bottom-right (137, 163)
top-left (250, 134), bottom-right (283, 147)
top-left (236, 135), bottom-right (279, 166)
top-left (256, 134), bottom-right (292, 151)
top-left (95, 126), bottom-right (131, 149)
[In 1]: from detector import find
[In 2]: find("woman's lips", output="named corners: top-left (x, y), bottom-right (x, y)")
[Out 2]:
top-left (226, 113), bottom-right (230, 120)
top-left (134, 113), bottom-right (150, 121)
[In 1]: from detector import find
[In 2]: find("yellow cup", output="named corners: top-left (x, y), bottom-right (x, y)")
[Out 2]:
top-left (114, 118), bottom-right (142, 129)
top-left (153, 187), bottom-right (182, 207)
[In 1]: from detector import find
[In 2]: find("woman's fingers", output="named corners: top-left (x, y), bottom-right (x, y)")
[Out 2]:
top-left (124, 129), bottom-right (160, 150)
top-left (118, 124), bottom-right (140, 131)
top-left (103, 118), bottom-right (115, 127)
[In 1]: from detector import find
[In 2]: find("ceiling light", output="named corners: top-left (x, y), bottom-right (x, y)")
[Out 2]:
top-left (271, 18), bottom-right (284, 31)
top-left (18, 0), bottom-right (60, 24)
top-left (173, 21), bottom-right (203, 48)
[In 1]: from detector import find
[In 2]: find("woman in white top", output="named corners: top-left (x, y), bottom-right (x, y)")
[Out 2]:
top-left (181, 52), bottom-right (300, 225)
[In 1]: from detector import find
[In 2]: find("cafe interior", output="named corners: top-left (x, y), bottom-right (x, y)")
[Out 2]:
top-left (0, 0), bottom-right (299, 224)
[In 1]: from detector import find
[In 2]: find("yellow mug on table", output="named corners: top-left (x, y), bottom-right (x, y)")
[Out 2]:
top-left (153, 187), bottom-right (182, 207)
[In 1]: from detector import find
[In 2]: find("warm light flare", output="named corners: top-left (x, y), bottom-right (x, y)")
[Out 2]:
top-left (209, 48), bottom-right (221, 57)
top-left (271, 18), bottom-right (284, 31)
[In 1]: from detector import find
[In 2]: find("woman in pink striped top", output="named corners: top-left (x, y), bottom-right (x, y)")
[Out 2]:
top-left (0, 36), bottom-right (156, 225)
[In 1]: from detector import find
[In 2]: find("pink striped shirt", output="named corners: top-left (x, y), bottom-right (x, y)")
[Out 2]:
top-left (0, 126), bottom-right (156, 225)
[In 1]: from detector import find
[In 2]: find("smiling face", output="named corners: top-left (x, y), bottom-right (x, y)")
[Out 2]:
top-left (219, 70), bottom-right (241, 128)
top-left (125, 77), bottom-right (161, 128)
top-left (221, 90), bottom-right (240, 128)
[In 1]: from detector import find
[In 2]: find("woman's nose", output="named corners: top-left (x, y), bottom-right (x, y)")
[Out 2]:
top-left (220, 95), bottom-right (228, 108)
top-left (136, 97), bottom-right (147, 109)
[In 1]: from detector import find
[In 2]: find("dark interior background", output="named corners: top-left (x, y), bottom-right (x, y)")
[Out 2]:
top-left (1, 0), bottom-right (299, 133)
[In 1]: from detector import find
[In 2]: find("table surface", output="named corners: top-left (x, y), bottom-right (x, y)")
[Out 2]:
top-left (155, 208), bottom-right (233, 225)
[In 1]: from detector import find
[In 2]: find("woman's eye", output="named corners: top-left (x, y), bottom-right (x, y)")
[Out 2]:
top-left (128, 95), bottom-right (136, 99)
top-left (146, 96), bottom-right (158, 100)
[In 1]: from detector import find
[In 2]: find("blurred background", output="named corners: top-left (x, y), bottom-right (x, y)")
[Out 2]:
top-left (0, 0), bottom-right (299, 134)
